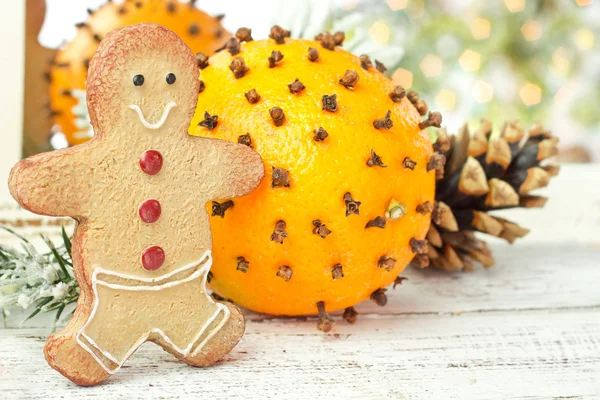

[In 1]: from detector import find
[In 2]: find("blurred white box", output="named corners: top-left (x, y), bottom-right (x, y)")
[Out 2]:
top-left (0, 2), bottom-right (25, 201)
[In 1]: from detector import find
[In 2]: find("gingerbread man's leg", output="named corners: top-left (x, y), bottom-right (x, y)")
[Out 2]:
top-left (44, 292), bottom-right (111, 385)
top-left (169, 302), bottom-right (245, 367)
top-left (146, 264), bottom-right (245, 367)
top-left (42, 227), bottom-right (111, 385)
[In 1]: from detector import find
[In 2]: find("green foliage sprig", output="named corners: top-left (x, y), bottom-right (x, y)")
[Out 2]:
top-left (0, 226), bottom-right (78, 328)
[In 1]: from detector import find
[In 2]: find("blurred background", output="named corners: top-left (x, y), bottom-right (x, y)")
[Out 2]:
top-left (24, 0), bottom-right (600, 161)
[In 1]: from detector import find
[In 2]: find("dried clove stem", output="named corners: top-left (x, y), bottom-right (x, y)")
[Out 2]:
top-left (365, 216), bottom-right (386, 229)
top-left (419, 111), bottom-right (443, 130)
top-left (427, 153), bottom-right (447, 179)
top-left (245, 89), bottom-right (260, 104)
top-left (276, 265), bottom-right (293, 281)
top-left (409, 238), bottom-right (428, 254)
top-left (393, 276), bottom-right (408, 288)
top-left (288, 78), bottom-right (306, 94)
top-left (312, 220), bottom-right (332, 238)
top-left (403, 157), bottom-right (417, 170)
top-left (373, 110), bottom-right (393, 130)
top-left (316, 32), bottom-right (336, 50)
top-left (237, 134), bottom-right (253, 148)
top-left (229, 57), bottom-right (248, 78)
top-left (390, 86), bottom-right (406, 102)
top-left (195, 52), bottom-right (209, 69)
top-left (375, 60), bottom-right (387, 73)
top-left (269, 25), bottom-right (290, 44)
top-left (378, 255), bottom-right (397, 272)
top-left (343, 192), bottom-right (361, 216)
top-left (211, 200), bottom-right (234, 218)
top-left (270, 220), bottom-right (288, 244)
top-left (415, 100), bottom-right (428, 116)
top-left (316, 301), bottom-right (333, 332)
top-left (322, 94), bottom-right (338, 112)
top-left (313, 127), bottom-right (329, 142)
top-left (271, 167), bottom-right (290, 187)
top-left (235, 27), bottom-right (253, 42)
top-left (268, 50), bottom-right (284, 68)
top-left (359, 54), bottom-right (373, 70)
top-left (370, 288), bottom-right (388, 306)
top-left (198, 111), bottom-right (218, 130)
top-left (225, 37), bottom-right (241, 55)
top-left (236, 257), bottom-right (249, 273)
top-left (188, 23), bottom-right (200, 36)
top-left (269, 107), bottom-right (285, 127)
top-left (339, 70), bottom-right (359, 90)
top-left (367, 149), bottom-right (386, 167)
top-left (331, 264), bottom-right (344, 280)
top-left (343, 307), bottom-right (358, 324)
top-left (416, 201), bottom-right (433, 215)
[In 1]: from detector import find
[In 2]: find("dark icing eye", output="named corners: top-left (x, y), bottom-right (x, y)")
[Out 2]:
top-left (166, 73), bottom-right (176, 85)
top-left (133, 74), bottom-right (144, 86)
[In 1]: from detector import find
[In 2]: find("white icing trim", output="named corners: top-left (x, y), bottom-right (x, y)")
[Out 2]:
top-left (95, 252), bottom-right (211, 286)
top-left (75, 251), bottom-right (230, 375)
top-left (129, 101), bottom-right (176, 130)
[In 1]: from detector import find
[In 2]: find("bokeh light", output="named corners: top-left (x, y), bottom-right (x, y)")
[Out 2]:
top-left (504, 0), bottom-right (526, 13)
top-left (552, 47), bottom-right (571, 77)
top-left (391, 68), bottom-right (413, 88)
top-left (420, 54), bottom-right (443, 77)
top-left (386, 0), bottom-right (408, 11)
top-left (573, 28), bottom-right (595, 50)
top-left (471, 17), bottom-right (491, 40)
top-left (368, 21), bottom-right (391, 44)
top-left (472, 81), bottom-right (494, 103)
top-left (459, 49), bottom-right (481, 72)
top-left (519, 82), bottom-right (542, 106)
top-left (435, 89), bottom-right (457, 110)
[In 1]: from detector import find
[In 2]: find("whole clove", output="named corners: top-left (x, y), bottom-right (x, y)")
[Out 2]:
top-left (269, 107), bottom-right (285, 126)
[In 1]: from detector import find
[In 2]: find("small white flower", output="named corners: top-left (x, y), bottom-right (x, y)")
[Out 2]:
top-left (17, 293), bottom-right (32, 309)
top-left (42, 265), bottom-right (60, 284)
top-left (52, 282), bottom-right (69, 301)
top-left (39, 286), bottom-right (53, 298)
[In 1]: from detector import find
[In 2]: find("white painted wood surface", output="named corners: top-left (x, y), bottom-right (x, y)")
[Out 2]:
top-left (0, 165), bottom-right (599, 399)
top-left (0, 0), bottom-right (25, 201)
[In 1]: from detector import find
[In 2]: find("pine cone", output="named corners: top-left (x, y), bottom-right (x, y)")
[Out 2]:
top-left (415, 120), bottom-right (559, 272)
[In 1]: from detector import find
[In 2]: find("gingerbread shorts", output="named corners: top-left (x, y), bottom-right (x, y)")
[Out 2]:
top-left (76, 252), bottom-right (229, 374)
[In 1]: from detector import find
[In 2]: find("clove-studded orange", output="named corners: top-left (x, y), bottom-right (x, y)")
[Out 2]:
top-left (190, 28), bottom-right (442, 328)
top-left (48, 0), bottom-right (229, 145)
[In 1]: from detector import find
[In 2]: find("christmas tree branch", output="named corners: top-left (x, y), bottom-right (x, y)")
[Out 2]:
top-left (0, 226), bottom-right (78, 328)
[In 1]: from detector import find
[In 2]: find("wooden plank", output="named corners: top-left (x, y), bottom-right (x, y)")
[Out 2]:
top-left (496, 164), bottom-right (600, 246)
top-left (4, 239), bottom-right (599, 328)
top-left (348, 241), bottom-right (600, 317)
top-left (0, 309), bottom-right (598, 399)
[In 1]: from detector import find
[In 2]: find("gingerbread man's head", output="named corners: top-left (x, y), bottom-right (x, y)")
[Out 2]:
top-left (86, 24), bottom-right (200, 137)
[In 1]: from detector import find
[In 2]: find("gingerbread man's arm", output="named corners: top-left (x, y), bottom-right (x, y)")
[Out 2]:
top-left (9, 146), bottom-right (91, 218)
top-left (190, 137), bottom-right (264, 200)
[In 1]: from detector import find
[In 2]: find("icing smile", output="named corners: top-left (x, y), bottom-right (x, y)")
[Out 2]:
top-left (129, 101), bottom-right (177, 129)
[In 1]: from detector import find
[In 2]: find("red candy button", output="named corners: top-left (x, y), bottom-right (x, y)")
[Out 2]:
top-left (140, 150), bottom-right (163, 175)
top-left (139, 199), bottom-right (161, 223)
top-left (141, 246), bottom-right (165, 271)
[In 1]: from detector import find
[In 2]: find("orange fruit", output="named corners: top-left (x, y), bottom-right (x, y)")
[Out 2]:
top-left (49, 0), bottom-right (229, 145)
top-left (189, 28), bottom-right (439, 324)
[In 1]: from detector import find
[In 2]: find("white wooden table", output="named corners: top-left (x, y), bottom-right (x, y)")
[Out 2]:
top-left (0, 165), bottom-right (599, 399)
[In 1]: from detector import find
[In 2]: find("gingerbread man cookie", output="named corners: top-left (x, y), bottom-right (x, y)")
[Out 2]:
top-left (9, 24), bottom-right (264, 386)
